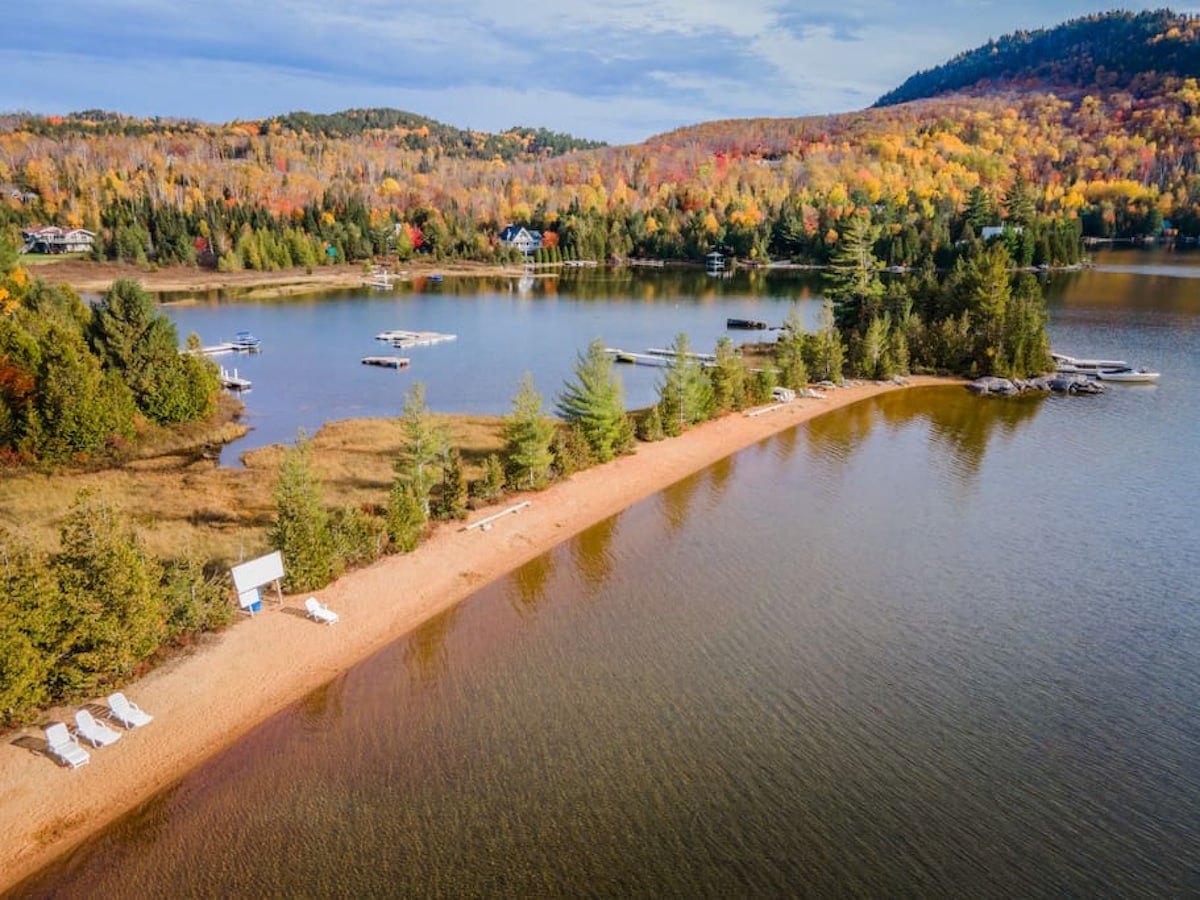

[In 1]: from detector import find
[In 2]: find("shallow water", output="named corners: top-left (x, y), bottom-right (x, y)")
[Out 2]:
top-left (16, 255), bottom-right (1200, 897)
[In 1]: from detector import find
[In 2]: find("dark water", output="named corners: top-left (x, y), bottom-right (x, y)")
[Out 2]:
top-left (16, 254), bottom-right (1200, 897)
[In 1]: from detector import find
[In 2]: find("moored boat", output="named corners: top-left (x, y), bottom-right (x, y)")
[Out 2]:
top-left (1051, 351), bottom-right (1126, 374)
top-left (1096, 367), bottom-right (1160, 383)
top-left (231, 330), bottom-right (262, 352)
top-left (727, 317), bottom-right (768, 330)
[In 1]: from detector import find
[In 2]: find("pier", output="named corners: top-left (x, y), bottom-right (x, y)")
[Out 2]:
top-left (219, 367), bottom-right (252, 391)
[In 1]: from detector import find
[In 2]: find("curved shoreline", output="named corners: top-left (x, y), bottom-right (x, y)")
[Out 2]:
top-left (0, 377), bottom-right (949, 891)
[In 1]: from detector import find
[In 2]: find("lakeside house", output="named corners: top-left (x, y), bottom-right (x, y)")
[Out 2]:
top-left (499, 224), bottom-right (543, 256)
top-left (20, 225), bottom-right (96, 254)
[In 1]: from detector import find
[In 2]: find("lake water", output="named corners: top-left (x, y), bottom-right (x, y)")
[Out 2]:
top-left (15, 251), bottom-right (1200, 897)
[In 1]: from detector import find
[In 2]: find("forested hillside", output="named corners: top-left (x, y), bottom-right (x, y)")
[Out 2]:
top-left (2, 10), bottom-right (1200, 276)
top-left (875, 9), bottom-right (1200, 107)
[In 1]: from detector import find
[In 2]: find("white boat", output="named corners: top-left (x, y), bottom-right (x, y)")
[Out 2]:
top-left (1096, 367), bottom-right (1160, 383)
top-left (231, 330), bottom-right (262, 352)
top-left (1051, 352), bottom-right (1127, 374)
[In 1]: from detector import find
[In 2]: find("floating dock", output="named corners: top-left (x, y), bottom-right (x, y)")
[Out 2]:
top-left (361, 356), bottom-right (410, 369)
top-left (374, 329), bottom-right (457, 348)
top-left (219, 367), bottom-right (252, 390)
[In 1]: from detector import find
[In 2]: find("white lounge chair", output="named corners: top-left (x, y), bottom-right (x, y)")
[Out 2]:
top-left (305, 596), bottom-right (339, 625)
top-left (45, 722), bottom-right (91, 769)
top-left (107, 692), bottom-right (153, 729)
top-left (75, 708), bottom-right (122, 747)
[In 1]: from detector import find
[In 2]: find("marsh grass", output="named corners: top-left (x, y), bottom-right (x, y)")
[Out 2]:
top-left (0, 412), bottom-right (508, 567)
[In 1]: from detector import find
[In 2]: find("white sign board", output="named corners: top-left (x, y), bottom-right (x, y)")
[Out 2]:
top-left (230, 551), bottom-right (285, 612)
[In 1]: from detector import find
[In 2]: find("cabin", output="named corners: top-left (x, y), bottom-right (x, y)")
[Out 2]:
top-left (705, 250), bottom-right (726, 273)
top-left (499, 225), bottom-right (543, 256)
top-left (20, 225), bottom-right (95, 254)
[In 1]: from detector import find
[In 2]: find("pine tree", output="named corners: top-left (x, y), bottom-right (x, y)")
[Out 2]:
top-left (824, 210), bottom-right (885, 333)
top-left (656, 332), bottom-right (714, 437)
top-left (386, 481), bottom-right (427, 552)
top-left (0, 526), bottom-right (56, 725)
top-left (774, 307), bottom-right (809, 392)
top-left (394, 383), bottom-right (446, 515)
top-left (709, 336), bottom-right (747, 412)
top-left (556, 338), bottom-right (629, 463)
top-left (433, 448), bottom-right (469, 520)
top-left (53, 489), bottom-right (166, 691)
top-left (502, 372), bottom-right (556, 490)
top-left (269, 432), bottom-right (333, 592)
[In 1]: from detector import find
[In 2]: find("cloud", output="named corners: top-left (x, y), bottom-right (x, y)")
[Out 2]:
top-left (0, 0), bottom-right (1181, 143)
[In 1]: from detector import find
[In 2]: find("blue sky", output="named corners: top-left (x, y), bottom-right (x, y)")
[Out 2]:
top-left (1, 2), bottom-right (1191, 144)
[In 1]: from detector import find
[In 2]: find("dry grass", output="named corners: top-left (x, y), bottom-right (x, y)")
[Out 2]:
top-left (0, 412), bottom-right (508, 566)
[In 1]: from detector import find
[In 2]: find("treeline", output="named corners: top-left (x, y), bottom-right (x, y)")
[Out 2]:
top-left (0, 239), bottom-right (219, 464)
top-left (875, 9), bottom-right (1200, 106)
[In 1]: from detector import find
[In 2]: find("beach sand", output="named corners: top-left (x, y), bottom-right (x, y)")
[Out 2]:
top-left (0, 377), bottom-right (945, 891)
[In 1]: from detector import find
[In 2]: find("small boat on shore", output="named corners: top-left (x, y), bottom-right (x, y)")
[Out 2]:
top-left (1096, 367), bottom-right (1160, 383)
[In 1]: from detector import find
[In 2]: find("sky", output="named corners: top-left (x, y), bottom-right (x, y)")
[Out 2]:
top-left (2, 1), bottom-right (1193, 145)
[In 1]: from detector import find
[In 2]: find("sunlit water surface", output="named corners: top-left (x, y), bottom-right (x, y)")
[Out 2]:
top-left (17, 254), bottom-right (1200, 898)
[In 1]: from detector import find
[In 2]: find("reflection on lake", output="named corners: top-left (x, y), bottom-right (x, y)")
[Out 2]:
top-left (17, 259), bottom-right (1200, 897)
top-left (18, 361), bottom-right (1200, 896)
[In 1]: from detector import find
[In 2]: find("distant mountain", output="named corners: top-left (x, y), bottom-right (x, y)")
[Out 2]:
top-left (10, 107), bottom-right (605, 161)
top-left (874, 9), bottom-right (1200, 107)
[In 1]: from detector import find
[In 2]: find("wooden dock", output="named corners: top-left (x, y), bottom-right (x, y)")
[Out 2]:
top-left (219, 367), bottom-right (252, 390)
top-left (375, 329), bottom-right (457, 348)
top-left (361, 356), bottom-right (410, 369)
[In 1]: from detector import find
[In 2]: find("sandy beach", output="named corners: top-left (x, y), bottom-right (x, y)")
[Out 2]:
top-left (0, 376), bottom-right (946, 891)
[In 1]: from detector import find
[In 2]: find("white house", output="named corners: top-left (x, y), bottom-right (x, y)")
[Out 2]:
top-left (20, 225), bottom-right (96, 254)
top-left (499, 225), bottom-right (543, 255)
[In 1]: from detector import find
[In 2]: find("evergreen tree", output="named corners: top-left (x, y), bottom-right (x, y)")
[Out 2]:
top-left (656, 332), bottom-right (714, 437)
top-left (393, 383), bottom-right (446, 515)
top-left (386, 481), bottom-right (427, 552)
top-left (53, 489), bottom-right (166, 692)
top-left (774, 307), bottom-right (810, 392)
top-left (33, 322), bottom-right (136, 460)
top-left (805, 300), bottom-right (847, 382)
top-left (433, 448), bottom-right (469, 520)
top-left (269, 432), bottom-right (334, 592)
top-left (502, 372), bottom-right (556, 490)
top-left (1004, 171), bottom-right (1037, 227)
top-left (471, 453), bottom-right (506, 502)
top-left (0, 526), bottom-right (56, 725)
top-left (708, 336), bottom-right (747, 412)
top-left (824, 210), bottom-right (885, 332)
top-left (556, 338), bottom-right (629, 463)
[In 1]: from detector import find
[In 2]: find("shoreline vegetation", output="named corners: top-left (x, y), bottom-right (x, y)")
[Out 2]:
top-left (0, 369), bottom-right (950, 893)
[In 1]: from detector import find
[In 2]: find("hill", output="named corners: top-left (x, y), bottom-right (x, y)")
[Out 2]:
top-left (7, 107), bottom-right (605, 162)
top-left (874, 9), bottom-right (1200, 107)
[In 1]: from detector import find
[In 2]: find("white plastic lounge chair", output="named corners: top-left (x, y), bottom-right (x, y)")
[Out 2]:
top-left (74, 708), bottom-right (122, 747)
top-left (45, 722), bottom-right (91, 769)
top-left (305, 596), bottom-right (339, 625)
top-left (107, 692), bottom-right (153, 729)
